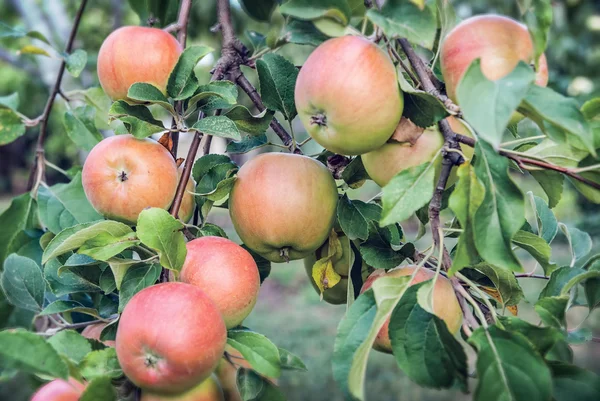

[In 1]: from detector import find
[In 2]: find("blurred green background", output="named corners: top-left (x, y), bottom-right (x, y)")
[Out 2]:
top-left (1, 0), bottom-right (599, 400)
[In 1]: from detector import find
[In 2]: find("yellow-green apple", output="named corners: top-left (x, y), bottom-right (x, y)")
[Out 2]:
top-left (141, 376), bottom-right (224, 401)
top-left (295, 35), bottom-right (403, 155)
top-left (180, 236), bottom-right (260, 329)
top-left (81, 322), bottom-right (116, 347)
top-left (116, 282), bottom-right (227, 394)
top-left (98, 26), bottom-right (182, 100)
top-left (31, 378), bottom-right (86, 401)
top-left (361, 117), bottom-right (474, 188)
top-left (229, 153), bottom-right (338, 263)
top-left (441, 14), bottom-right (548, 103)
top-left (361, 266), bottom-right (462, 353)
top-left (82, 134), bottom-right (179, 224)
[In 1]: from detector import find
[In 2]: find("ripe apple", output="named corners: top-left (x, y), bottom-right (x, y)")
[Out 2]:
top-left (441, 14), bottom-right (548, 103)
top-left (141, 376), bottom-right (224, 401)
top-left (361, 266), bottom-right (462, 353)
top-left (82, 134), bottom-right (179, 224)
top-left (81, 322), bottom-right (116, 347)
top-left (177, 168), bottom-right (196, 223)
top-left (361, 117), bottom-right (474, 188)
top-left (31, 378), bottom-right (86, 401)
top-left (295, 35), bottom-right (403, 155)
top-left (229, 153), bottom-right (338, 263)
top-left (116, 282), bottom-right (227, 394)
top-left (180, 236), bottom-right (260, 329)
top-left (98, 26), bottom-right (182, 100)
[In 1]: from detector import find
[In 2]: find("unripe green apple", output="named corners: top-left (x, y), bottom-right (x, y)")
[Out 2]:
top-left (229, 153), bottom-right (338, 263)
top-left (180, 236), bottom-right (260, 329)
top-left (141, 376), bottom-right (224, 401)
top-left (361, 266), bottom-right (462, 353)
top-left (82, 134), bottom-right (179, 224)
top-left (295, 35), bottom-right (403, 155)
top-left (441, 14), bottom-right (548, 103)
top-left (116, 282), bottom-right (227, 394)
top-left (31, 378), bottom-right (86, 401)
top-left (98, 26), bottom-right (182, 100)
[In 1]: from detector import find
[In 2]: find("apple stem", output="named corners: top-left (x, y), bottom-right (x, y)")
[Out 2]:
top-left (280, 247), bottom-right (291, 263)
top-left (310, 113), bottom-right (327, 127)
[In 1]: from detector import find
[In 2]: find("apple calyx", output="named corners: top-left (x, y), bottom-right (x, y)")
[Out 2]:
top-left (309, 113), bottom-right (327, 127)
top-left (144, 352), bottom-right (161, 369)
top-left (279, 247), bottom-right (291, 263)
top-left (118, 170), bottom-right (129, 182)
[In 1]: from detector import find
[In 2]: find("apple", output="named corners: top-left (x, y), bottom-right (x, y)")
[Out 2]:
top-left (98, 26), bottom-right (182, 100)
top-left (31, 378), bottom-right (86, 401)
top-left (180, 236), bottom-right (260, 329)
top-left (177, 168), bottom-right (196, 223)
top-left (441, 14), bottom-right (548, 103)
top-left (141, 376), bottom-right (224, 401)
top-left (81, 322), bottom-right (116, 347)
top-left (82, 134), bottom-right (179, 224)
top-left (229, 153), bottom-right (338, 263)
top-left (295, 35), bottom-right (403, 155)
top-left (116, 282), bottom-right (227, 394)
top-left (361, 266), bottom-right (462, 353)
top-left (361, 117), bottom-right (474, 188)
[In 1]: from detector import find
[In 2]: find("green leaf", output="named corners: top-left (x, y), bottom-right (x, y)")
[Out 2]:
top-left (63, 106), bottom-right (103, 152)
top-left (397, 73), bottom-right (449, 128)
top-left (367, 0), bottom-right (436, 49)
top-left (64, 49), bottom-right (87, 78)
top-left (468, 325), bottom-right (552, 401)
top-left (530, 170), bottom-right (564, 209)
top-left (559, 224), bottom-right (592, 267)
top-left (473, 141), bottom-right (524, 271)
top-left (522, 0), bottom-right (552, 68)
top-left (539, 266), bottom-right (586, 299)
top-left (0, 92), bottom-right (19, 111)
top-left (519, 86), bottom-right (595, 155)
top-left (498, 316), bottom-right (565, 356)
top-left (523, 139), bottom-right (588, 168)
top-left (240, 0), bottom-right (278, 21)
top-left (0, 329), bottom-right (68, 379)
top-left (341, 157), bottom-right (370, 189)
top-left (0, 108), bottom-right (26, 146)
top-left (118, 263), bottom-right (161, 312)
top-left (389, 281), bottom-right (467, 389)
top-left (337, 195), bottom-right (381, 241)
top-left (0, 22), bottom-right (50, 44)
top-left (81, 87), bottom-right (112, 130)
top-left (78, 231), bottom-right (140, 262)
top-left (448, 164), bottom-right (485, 274)
top-left (283, 19), bottom-right (329, 47)
top-left (187, 81), bottom-right (238, 115)
top-left (256, 53), bottom-right (298, 121)
top-left (225, 105), bottom-right (273, 135)
top-left (127, 0), bottom-right (180, 27)
top-left (535, 295), bottom-right (569, 328)
top-left (280, 0), bottom-right (351, 25)
top-left (512, 230), bottom-right (557, 275)
top-left (226, 134), bottom-right (269, 154)
top-left (42, 220), bottom-right (131, 264)
top-left (227, 329), bottom-right (281, 379)
top-left (38, 173), bottom-right (102, 235)
top-left (127, 83), bottom-right (174, 114)
top-left (19, 44), bottom-right (51, 57)
top-left (380, 161), bottom-right (436, 226)
top-left (242, 245), bottom-right (271, 284)
top-left (359, 235), bottom-right (413, 270)
top-left (167, 45), bottom-right (214, 100)
top-left (108, 101), bottom-right (165, 138)
top-left (1, 254), bottom-right (44, 312)
top-left (136, 208), bottom-right (186, 271)
top-left (549, 361), bottom-right (600, 401)
top-left (44, 259), bottom-right (102, 296)
top-left (192, 156), bottom-right (238, 202)
top-left (236, 368), bottom-right (264, 400)
top-left (80, 376), bottom-right (117, 401)
top-left (80, 347), bottom-right (122, 380)
top-left (0, 193), bottom-right (37, 267)
top-left (529, 193), bottom-right (558, 243)
top-left (39, 300), bottom-right (101, 319)
top-left (47, 330), bottom-right (92, 364)
top-left (278, 348), bottom-right (307, 371)
top-left (457, 60), bottom-right (535, 148)
top-left (470, 263), bottom-right (524, 307)
top-left (191, 116), bottom-right (242, 141)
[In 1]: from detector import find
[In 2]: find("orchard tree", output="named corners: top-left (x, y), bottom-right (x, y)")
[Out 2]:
top-left (0, 0), bottom-right (599, 401)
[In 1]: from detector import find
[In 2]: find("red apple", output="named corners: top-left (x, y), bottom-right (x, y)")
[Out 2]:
top-left (116, 282), bottom-right (227, 394)
top-left (180, 236), bottom-right (260, 329)
top-left (361, 266), bottom-right (462, 353)
top-left (98, 26), bottom-right (182, 100)
top-left (295, 35), bottom-right (403, 155)
top-left (82, 135), bottom-right (179, 224)
top-left (141, 376), bottom-right (224, 401)
top-left (229, 153), bottom-right (338, 263)
top-left (31, 378), bottom-right (86, 401)
top-left (81, 322), bottom-right (116, 347)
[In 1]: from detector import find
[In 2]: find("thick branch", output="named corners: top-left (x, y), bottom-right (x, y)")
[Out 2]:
top-left (27, 0), bottom-right (88, 192)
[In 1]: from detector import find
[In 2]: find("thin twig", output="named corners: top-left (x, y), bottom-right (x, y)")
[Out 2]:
top-left (514, 274), bottom-right (549, 280)
top-left (27, 0), bottom-right (88, 193)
